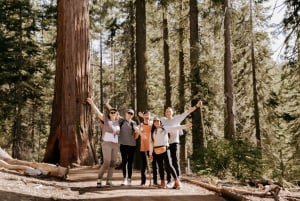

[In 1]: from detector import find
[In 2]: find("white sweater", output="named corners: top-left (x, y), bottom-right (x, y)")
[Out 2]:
top-left (149, 125), bottom-right (186, 155)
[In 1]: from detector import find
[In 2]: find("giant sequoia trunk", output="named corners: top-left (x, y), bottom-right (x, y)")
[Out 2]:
top-left (44, 0), bottom-right (95, 167)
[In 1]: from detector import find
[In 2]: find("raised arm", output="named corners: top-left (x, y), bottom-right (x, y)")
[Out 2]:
top-left (105, 98), bottom-right (113, 110)
top-left (168, 100), bottom-right (203, 125)
top-left (87, 98), bottom-right (104, 122)
top-left (186, 100), bottom-right (202, 114)
top-left (164, 122), bottom-right (192, 133)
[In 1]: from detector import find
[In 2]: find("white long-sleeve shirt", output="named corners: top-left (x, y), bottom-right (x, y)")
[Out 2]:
top-left (149, 125), bottom-right (187, 155)
top-left (160, 111), bottom-right (189, 144)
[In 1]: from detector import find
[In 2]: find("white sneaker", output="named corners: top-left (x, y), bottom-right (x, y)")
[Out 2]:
top-left (121, 178), bottom-right (128, 186)
top-left (166, 181), bottom-right (174, 189)
top-left (127, 178), bottom-right (132, 186)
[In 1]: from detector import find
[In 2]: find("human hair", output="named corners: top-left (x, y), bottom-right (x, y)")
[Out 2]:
top-left (151, 120), bottom-right (164, 142)
top-left (107, 110), bottom-right (119, 120)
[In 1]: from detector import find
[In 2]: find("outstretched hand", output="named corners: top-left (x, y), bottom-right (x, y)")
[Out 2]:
top-left (196, 100), bottom-right (202, 108)
top-left (138, 111), bottom-right (144, 118)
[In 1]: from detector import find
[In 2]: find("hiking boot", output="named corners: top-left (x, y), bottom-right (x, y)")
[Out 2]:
top-left (96, 179), bottom-right (102, 188)
top-left (160, 180), bottom-right (166, 188)
top-left (121, 178), bottom-right (127, 186)
top-left (174, 179), bottom-right (182, 189)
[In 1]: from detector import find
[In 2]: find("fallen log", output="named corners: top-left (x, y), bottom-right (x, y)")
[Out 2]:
top-left (0, 147), bottom-right (68, 179)
top-left (184, 178), bottom-right (248, 201)
top-left (183, 177), bottom-right (287, 201)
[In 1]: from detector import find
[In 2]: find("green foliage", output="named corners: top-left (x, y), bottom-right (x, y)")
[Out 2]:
top-left (0, 0), bottom-right (55, 160)
top-left (192, 139), bottom-right (262, 180)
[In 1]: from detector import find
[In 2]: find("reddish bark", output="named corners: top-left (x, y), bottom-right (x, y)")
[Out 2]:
top-left (43, 0), bottom-right (95, 167)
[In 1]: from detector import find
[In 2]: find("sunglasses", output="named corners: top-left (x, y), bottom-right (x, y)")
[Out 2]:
top-left (127, 112), bottom-right (133, 115)
top-left (110, 111), bottom-right (116, 114)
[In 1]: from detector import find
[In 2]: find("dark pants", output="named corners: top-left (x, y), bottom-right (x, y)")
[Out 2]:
top-left (140, 151), bottom-right (158, 184)
top-left (166, 143), bottom-right (180, 182)
top-left (120, 144), bottom-right (136, 179)
top-left (156, 149), bottom-right (177, 181)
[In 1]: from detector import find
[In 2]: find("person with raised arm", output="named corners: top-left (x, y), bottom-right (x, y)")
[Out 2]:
top-left (87, 98), bottom-right (120, 188)
top-left (161, 100), bottom-right (202, 188)
top-left (149, 117), bottom-right (192, 189)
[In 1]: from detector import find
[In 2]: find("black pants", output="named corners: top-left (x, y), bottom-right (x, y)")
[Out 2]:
top-left (140, 151), bottom-right (158, 184)
top-left (156, 149), bottom-right (177, 181)
top-left (120, 144), bottom-right (136, 179)
top-left (166, 143), bottom-right (180, 182)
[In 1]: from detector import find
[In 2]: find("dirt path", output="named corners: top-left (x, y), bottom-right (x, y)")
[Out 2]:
top-left (0, 167), bottom-right (225, 201)
top-left (0, 167), bottom-right (299, 201)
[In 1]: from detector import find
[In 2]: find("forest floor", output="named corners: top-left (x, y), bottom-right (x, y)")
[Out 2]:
top-left (0, 166), bottom-right (299, 201)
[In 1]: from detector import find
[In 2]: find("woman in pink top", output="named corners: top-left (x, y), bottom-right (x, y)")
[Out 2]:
top-left (87, 98), bottom-right (120, 188)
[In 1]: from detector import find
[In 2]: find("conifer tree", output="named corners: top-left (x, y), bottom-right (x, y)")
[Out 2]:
top-left (0, 0), bottom-right (52, 160)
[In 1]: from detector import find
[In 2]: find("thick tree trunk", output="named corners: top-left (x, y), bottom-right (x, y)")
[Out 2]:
top-left (44, 0), bottom-right (95, 167)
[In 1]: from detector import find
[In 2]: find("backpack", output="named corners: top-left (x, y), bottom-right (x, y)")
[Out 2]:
top-left (120, 119), bottom-right (135, 134)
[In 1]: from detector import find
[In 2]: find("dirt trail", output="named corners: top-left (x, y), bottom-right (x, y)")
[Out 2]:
top-left (0, 167), bottom-right (225, 201)
top-left (0, 166), bottom-right (298, 201)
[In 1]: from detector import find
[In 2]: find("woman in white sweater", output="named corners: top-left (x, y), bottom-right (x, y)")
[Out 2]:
top-left (149, 117), bottom-right (192, 189)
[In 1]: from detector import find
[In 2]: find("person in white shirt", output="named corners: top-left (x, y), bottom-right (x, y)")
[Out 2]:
top-left (149, 117), bottom-right (192, 189)
top-left (87, 98), bottom-right (120, 188)
top-left (161, 100), bottom-right (202, 188)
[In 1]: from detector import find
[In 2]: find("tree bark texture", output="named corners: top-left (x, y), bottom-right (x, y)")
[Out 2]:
top-left (163, 8), bottom-right (171, 109)
top-left (44, 0), bottom-right (95, 167)
top-left (223, 0), bottom-right (235, 139)
top-left (135, 0), bottom-right (147, 169)
top-left (189, 0), bottom-right (205, 163)
top-left (178, 1), bottom-right (187, 171)
top-left (135, 0), bottom-right (148, 113)
top-left (250, 0), bottom-right (261, 149)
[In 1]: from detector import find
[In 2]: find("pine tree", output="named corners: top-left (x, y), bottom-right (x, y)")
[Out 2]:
top-left (0, 0), bottom-right (53, 160)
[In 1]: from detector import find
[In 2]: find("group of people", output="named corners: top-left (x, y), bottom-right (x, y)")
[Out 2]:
top-left (86, 98), bottom-right (202, 189)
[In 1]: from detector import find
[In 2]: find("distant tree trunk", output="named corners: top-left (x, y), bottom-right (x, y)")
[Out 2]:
top-left (135, 0), bottom-right (147, 169)
top-left (250, 0), bottom-right (261, 149)
top-left (44, 0), bottom-right (95, 167)
top-left (223, 0), bottom-right (235, 139)
top-left (129, 0), bottom-right (136, 109)
top-left (162, 6), bottom-right (171, 109)
top-left (135, 0), bottom-right (147, 113)
top-left (189, 0), bottom-right (205, 163)
top-left (177, 0), bottom-right (187, 172)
